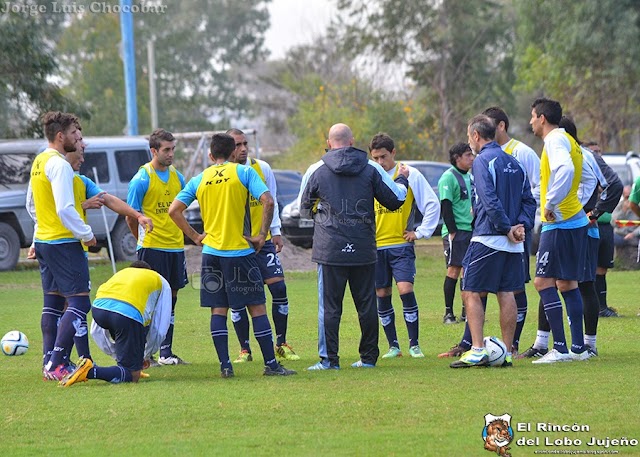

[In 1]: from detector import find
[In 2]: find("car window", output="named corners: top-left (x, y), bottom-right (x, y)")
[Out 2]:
top-left (115, 149), bottom-right (149, 183)
top-left (80, 151), bottom-right (109, 184)
top-left (0, 153), bottom-right (35, 184)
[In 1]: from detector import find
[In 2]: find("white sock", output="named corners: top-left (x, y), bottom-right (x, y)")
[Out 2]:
top-left (471, 346), bottom-right (484, 352)
top-left (584, 334), bottom-right (597, 350)
top-left (534, 331), bottom-right (550, 350)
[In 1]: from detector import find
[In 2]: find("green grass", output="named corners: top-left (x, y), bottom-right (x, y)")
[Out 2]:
top-left (1, 245), bottom-right (639, 456)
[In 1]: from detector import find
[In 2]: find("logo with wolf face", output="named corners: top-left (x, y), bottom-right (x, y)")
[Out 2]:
top-left (482, 413), bottom-right (514, 456)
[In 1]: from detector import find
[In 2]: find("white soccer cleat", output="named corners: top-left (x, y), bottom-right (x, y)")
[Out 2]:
top-left (531, 348), bottom-right (573, 364)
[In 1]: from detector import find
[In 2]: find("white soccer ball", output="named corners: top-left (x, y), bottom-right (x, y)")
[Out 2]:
top-left (1, 330), bottom-right (29, 356)
top-left (483, 336), bottom-right (507, 367)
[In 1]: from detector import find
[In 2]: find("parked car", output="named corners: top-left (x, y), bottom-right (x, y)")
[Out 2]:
top-left (280, 160), bottom-right (450, 249)
top-left (0, 137), bottom-right (152, 271)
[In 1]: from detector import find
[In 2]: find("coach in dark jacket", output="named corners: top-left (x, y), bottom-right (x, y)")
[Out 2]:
top-left (300, 123), bottom-right (409, 370)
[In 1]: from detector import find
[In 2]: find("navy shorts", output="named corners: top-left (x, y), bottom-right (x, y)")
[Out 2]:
top-left (375, 246), bottom-right (416, 288)
top-left (443, 230), bottom-right (472, 267)
top-left (35, 242), bottom-right (90, 295)
top-left (581, 231), bottom-right (599, 283)
top-left (535, 225), bottom-right (588, 280)
top-left (200, 253), bottom-right (265, 310)
top-left (597, 223), bottom-right (614, 269)
top-left (92, 307), bottom-right (145, 372)
top-left (461, 242), bottom-right (525, 293)
top-left (137, 248), bottom-right (188, 290)
top-left (255, 240), bottom-right (285, 280)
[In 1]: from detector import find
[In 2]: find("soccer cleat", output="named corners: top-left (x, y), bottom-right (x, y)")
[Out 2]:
top-left (437, 344), bottom-right (467, 358)
top-left (449, 349), bottom-right (489, 368)
top-left (263, 364), bottom-right (297, 376)
top-left (59, 358), bottom-right (93, 387)
top-left (516, 345), bottom-right (549, 359)
top-left (45, 364), bottom-right (72, 381)
top-left (139, 371), bottom-right (150, 379)
top-left (158, 354), bottom-right (190, 365)
top-left (443, 312), bottom-right (458, 324)
top-left (570, 350), bottom-right (594, 361)
top-left (381, 347), bottom-right (403, 359)
top-left (351, 360), bottom-right (375, 368)
top-left (233, 350), bottom-right (253, 364)
top-left (584, 345), bottom-right (598, 357)
top-left (307, 361), bottom-right (340, 371)
top-left (501, 355), bottom-right (513, 368)
top-left (220, 367), bottom-right (235, 378)
top-left (531, 348), bottom-right (573, 364)
top-left (599, 307), bottom-right (619, 318)
top-left (409, 345), bottom-right (425, 358)
top-left (275, 343), bottom-right (301, 361)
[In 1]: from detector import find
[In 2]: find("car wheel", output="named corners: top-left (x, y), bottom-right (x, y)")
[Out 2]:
top-left (0, 222), bottom-right (21, 271)
top-left (110, 220), bottom-right (138, 262)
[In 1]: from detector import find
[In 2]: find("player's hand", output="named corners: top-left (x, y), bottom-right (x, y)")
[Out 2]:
top-left (449, 232), bottom-right (456, 241)
top-left (27, 245), bottom-right (36, 260)
top-left (624, 232), bottom-right (636, 240)
top-left (272, 235), bottom-right (284, 253)
top-left (397, 163), bottom-right (410, 178)
top-left (507, 224), bottom-right (525, 243)
top-left (245, 233), bottom-right (266, 252)
top-left (403, 230), bottom-right (418, 242)
top-left (544, 208), bottom-right (556, 222)
top-left (137, 215), bottom-right (154, 233)
top-left (82, 192), bottom-right (106, 210)
top-left (142, 359), bottom-right (151, 370)
top-left (83, 236), bottom-right (97, 247)
top-left (191, 232), bottom-right (206, 247)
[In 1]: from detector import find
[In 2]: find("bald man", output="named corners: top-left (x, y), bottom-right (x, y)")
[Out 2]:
top-left (299, 123), bottom-right (410, 370)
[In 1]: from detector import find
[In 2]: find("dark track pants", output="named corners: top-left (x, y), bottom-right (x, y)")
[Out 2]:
top-left (317, 264), bottom-right (379, 366)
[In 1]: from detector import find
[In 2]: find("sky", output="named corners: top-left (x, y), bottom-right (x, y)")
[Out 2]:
top-left (264, 0), bottom-right (333, 60)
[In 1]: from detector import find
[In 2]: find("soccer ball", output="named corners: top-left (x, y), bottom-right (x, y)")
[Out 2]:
top-left (1, 331), bottom-right (29, 356)
top-left (483, 336), bottom-right (507, 367)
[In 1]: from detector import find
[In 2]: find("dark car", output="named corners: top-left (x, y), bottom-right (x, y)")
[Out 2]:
top-left (280, 160), bottom-right (450, 248)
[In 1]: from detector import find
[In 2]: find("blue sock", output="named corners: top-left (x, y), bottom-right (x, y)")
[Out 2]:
top-left (88, 365), bottom-right (133, 383)
top-left (252, 314), bottom-right (278, 370)
top-left (269, 281), bottom-right (289, 346)
top-left (231, 307), bottom-right (251, 353)
top-left (561, 288), bottom-right (585, 353)
top-left (512, 291), bottom-right (528, 351)
top-left (210, 314), bottom-right (231, 370)
top-left (160, 296), bottom-right (177, 358)
top-left (400, 292), bottom-right (419, 347)
top-left (48, 295), bottom-right (91, 368)
top-left (540, 287), bottom-right (568, 353)
top-left (377, 295), bottom-right (399, 349)
top-left (41, 294), bottom-right (65, 367)
top-left (459, 296), bottom-right (486, 350)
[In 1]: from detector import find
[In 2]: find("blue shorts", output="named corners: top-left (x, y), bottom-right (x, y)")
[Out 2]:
top-left (92, 307), bottom-right (145, 372)
top-left (443, 230), bottom-right (472, 267)
top-left (200, 253), bottom-right (265, 310)
top-left (461, 242), bottom-right (525, 293)
top-left (535, 226), bottom-right (588, 280)
top-left (581, 229), bottom-right (600, 283)
top-left (35, 242), bottom-right (90, 295)
top-left (255, 240), bottom-right (285, 280)
top-left (137, 248), bottom-right (188, 290)
top-left (375, 246), bottom-right (416, 288)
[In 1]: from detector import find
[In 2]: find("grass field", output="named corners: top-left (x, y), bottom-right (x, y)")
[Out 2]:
top-left (1, 244), bottom-right (639, 456)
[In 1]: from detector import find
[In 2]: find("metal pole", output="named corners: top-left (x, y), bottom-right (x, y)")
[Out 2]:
top-left (147, 38), bottom-right (158, 130)
top-left (93, 167), bottom-right (117, 274)
top-left (120, 0), bottom-right (138, 135)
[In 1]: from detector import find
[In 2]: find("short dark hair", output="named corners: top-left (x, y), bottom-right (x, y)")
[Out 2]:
top-left (584, 141), bottom-right (598, 148)
top-left (130, 260), bottom-right (152, 269)
top-left (482, 106), bottom-right (509, 132)
top-left (42, 111), bottom-right (79, 142)
top-left (531, 98), bottom-right (562, 125)
top-left (468, 114), bottom-right (496, 141)
top-left (558, 116), bottom-right (580, 144)
top-left (369, 132), bottom-right (395, 152)
top-left (448, 142), bottom-right (472, 166)
top-left (149, 128), bottom-right (175, 150)
top-left (225, 128), bottom-right (245, 136)
top-left (210, 133), bottom-right (236, 160)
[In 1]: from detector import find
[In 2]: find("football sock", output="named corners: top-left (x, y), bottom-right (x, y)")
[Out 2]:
top-left (41, 294), bottom-right (65, 366)
top-left (72, 316), bottom-right (91, 360)
top-left (539, 287), bottom-right (568, 354)
top-left (400, 292), bottom-right (419, 347)
top-left (512, 291), bottom-right (528, 351)
top-left (443, 276), bottom-right (457, 314)
top-left (533, 331), bottom-right (550, 350)
top-left (160, 295), bottom-right (177, 358)
top-left (377, 295), bottom-right (398, 349)
top-left (579, 281), bottom-right (599, 337)
top-left (459, 296), bottom-right (487, 350)
top-left (561, 288), bottom-right (585, 353)
top-left (210, 314), bottom-right (231, 370)
top-left (87, 365), bottom-right (133, 383)
top-left (537, 298), bottom-right (551, 332)
top-left (594, 274), bottom-right (607, 310)
top-left (47, 295), bottom-right (91, 368)
top-left (268, 281), bottom-right (289, 346)
top-left (584, 334), bottom-right (597, 351)
top-left (230, 307), bottom-right (251, 353)
top-left (252, 314), bottom-right (279, 370)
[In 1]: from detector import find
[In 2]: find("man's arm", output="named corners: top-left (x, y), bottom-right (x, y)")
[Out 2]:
top-left (405, 168), bottom-right (440, 241)
top-left (168, 176), bottom-right (205, 245)
top-left (473, 157), bottom-right (511, 234)
top-left (125, 168), bottom-right (149, 240)
top-left (544, 134), bottom-right (575, 215)
top-left (103, 194), bottom-right (153, 233)
top-left (371, 161), bottom-right (408, 211)
top-left (242, 166), bottom-right (273, 252)
top-left (260, 161), bottom-right (283, 252)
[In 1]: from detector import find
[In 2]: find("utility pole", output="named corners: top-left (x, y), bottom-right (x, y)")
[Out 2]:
top-left (120, 0), bottom-right (138, 135)
top-left (147, 38), bottom-right (158, 130)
